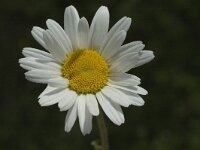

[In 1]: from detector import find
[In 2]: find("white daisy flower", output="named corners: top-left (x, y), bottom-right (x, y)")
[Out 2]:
top-left (19, 5), bottom-right (154, 135)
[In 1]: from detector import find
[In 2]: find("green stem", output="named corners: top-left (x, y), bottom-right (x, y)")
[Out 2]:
top-left (97, 110), bottom-right (110, 150)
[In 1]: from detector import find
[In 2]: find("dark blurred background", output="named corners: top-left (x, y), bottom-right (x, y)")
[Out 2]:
top-left (0, 0), bottom-right (200, 149)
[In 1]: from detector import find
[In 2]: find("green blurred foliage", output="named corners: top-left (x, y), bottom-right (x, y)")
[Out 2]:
top-left (0, 0), bottom-right (200, 149)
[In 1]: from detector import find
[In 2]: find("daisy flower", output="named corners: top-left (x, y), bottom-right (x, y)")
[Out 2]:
top-left (19, 5), bottom-right (154, 135)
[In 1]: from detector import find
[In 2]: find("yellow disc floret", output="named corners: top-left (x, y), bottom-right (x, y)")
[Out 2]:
top-left (61, 49), bottom-right (109, 94)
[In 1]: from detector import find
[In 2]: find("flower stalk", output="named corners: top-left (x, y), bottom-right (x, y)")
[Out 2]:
top-left (97, 110), bottom-right (110, 150)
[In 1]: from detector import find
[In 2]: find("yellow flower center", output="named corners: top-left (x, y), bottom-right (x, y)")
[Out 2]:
top-left (61, 49), bottom-right (109, 94)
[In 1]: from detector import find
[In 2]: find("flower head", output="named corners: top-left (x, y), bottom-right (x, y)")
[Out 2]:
top-left (19, 5), bottom-right (154, 135)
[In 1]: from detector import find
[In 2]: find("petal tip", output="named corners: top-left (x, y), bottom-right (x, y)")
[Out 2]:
top-left (65, 5), bottom-right (76, 12)
top-left (100, 6), bottom-right (108, 10)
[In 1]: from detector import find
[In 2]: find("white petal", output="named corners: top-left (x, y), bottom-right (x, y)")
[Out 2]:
top-left (19, 61), bottom-right (43, 72)
top-left (134, 50), bottom-right (155, 68)
top-left (65, 98), bottom-right (78, 132)
top-left (89, 6), bottom-right (109, 50)
top-left (43, 30), bottom-right (66, 63)
top-left (19, 58), bottom-right (36, 70)
top-left (25, 76), bottom-right (49, 84)
top-left (24, 69), bottom-right (60, 84)
top-left (19, 58), bottom-right (60, 72)
top-left (77, 17), bottom-right (89, 49)
top-left (110, 52), bottom-right (139, 73)
top-left (58, 89), bottom-right (77, 111)
top-left (20, 64), bottom-right (34, 71)
top-left (96, 91), bottom-right (124, 125)
top-left (83, 106), bottom-right (93, 135)
top-left (111, 43), bottom-right (145, 63)
top-left (120, 41), bottom-right (143, 52)
top-left (46, 19), bottom-right (72, 55)
top-left (128, 95), bottom-right (144, 106)
top-left (38, 88), bottom-right (66, 106)
top-left (101, 30), bottom-right (126, 60)
top-left (86, 94), bottom-right (99, 116)
top-left (108, 83), bottom-right (148, 95)
top-left (31, 27), bottom-right (48, 50)
top-left (22, 47), bottom-right (53, 61)
top-left (101, 86), bottom-right (131, 107)
top-left (77, 95), bottom-right (86, 134)
top-left (38, 85), bottom-right (57, 98)
top-left (135, 86), bottom-right (148, 95)
top-left (109, 72), bottom-right (140, 86)
top-left (64, 5), bottom-right (79, 49)
top-left (25, 69), bottom-right (60, 80)
top-left (20, 59), bottom-right (61, 73)
top-left (100, 17), bottom-right (131, 53)
top-left (48, 77), bottom-right (68, 87)
top-left (40, 87), bottom-right (65, 97)
top-left (19, 57), bottom-right (54, 67)
top-left (111, 102), bottom-right (125, 123)
top-left (121, 89), bottom-right (145, 106)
